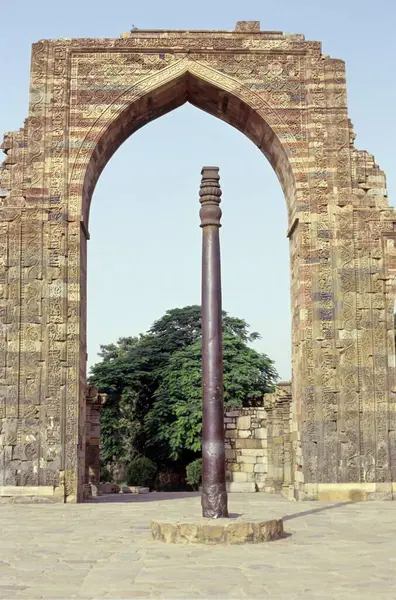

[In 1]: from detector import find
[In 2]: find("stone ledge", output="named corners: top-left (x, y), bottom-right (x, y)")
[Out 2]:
top-left (0, 486), bottom-right (64, 503)
top-left (300, 482), bottom-right (396, 502)
top-left (151, 517), bottom-right (283, 545)
top-left (227, 482), bottom-right (256, 492)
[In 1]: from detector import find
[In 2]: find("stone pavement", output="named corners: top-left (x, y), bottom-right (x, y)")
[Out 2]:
top-left (0, 492), bottom-right (395, 599)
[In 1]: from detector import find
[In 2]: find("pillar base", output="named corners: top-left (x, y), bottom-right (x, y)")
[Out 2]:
top-left (152, 516), bottom-right (284, 544)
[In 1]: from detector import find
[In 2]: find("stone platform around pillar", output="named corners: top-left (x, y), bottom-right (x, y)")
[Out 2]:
top-left (151, 515), bottom-right (284, 544)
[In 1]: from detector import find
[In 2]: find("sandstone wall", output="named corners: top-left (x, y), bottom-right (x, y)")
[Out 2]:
top-left (1, 22), bottom-right (395, 502)
top-left (225, 383), bottom-right (292, 495)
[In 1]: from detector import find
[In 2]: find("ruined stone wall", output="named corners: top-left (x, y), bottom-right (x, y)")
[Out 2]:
top-left (264, 383), bottom-right (294, 499)
top-left (84, 389), bottom-right (102, 484)
top-left (225, 407), bottom-right (268, 492)
top-left (0, 21), bottom-right (395, 501)
top-left (225, 383), bottom-right (292, 494)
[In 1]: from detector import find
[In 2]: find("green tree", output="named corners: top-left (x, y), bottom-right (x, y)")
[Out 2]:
top-left (89, 305), bottom-right (278, 471)
top-left (89, 335), bottom-right (161, 466)
top-left (144, 330), bottom-right (277, 460)
top-left (148, 305), bottom-right (261, 353)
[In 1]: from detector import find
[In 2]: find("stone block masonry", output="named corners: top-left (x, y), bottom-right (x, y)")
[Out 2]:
top-left (225, 383), bottom-right (292, 496)
top-left (0, 20), bottom-right (395, 502)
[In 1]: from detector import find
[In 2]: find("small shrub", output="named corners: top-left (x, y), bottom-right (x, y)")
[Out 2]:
top-left (186, 458), bottom-right (202, 491)
top-left (126, 457), bottom-right (157, 488)
top-left (100, 464), bottom-right (112, 483)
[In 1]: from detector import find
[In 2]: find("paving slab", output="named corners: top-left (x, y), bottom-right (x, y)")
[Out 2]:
top-left (0, 492), bottom-right (395, 598)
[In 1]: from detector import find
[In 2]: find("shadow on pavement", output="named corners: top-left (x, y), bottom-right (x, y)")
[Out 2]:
top-left (87, 491), bottom-right (201, 503)
top-left (283, 501), bottom-right (353, 521)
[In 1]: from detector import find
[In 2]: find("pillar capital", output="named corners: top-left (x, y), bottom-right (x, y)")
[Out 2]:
top-left (199, 166), bottom-right (222, 228)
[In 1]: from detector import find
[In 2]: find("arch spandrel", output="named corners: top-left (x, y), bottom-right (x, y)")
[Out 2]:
top-left (0, 25), bottom-right (395, 502)
top-left (67, 57), bottom-right (308, 227)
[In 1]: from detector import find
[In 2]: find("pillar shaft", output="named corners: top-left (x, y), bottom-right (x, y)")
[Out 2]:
top-left (199, 166), bottom-right (228, 519)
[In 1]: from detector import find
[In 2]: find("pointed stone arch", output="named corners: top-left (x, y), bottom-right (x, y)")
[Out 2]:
top-left (69, 57), bottom-right (308, 226)
top-left (0, 24), bottom-right (395, 502)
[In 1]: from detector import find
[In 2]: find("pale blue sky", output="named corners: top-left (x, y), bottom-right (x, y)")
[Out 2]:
top-left (1, 0), bottom-right (395, 379)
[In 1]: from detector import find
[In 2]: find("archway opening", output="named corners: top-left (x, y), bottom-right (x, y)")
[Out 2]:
top-left (81, 70), bottom-right (297, 227)
top-left (88, 103), bottom-right (291, 378)
top-left (82, 68), bottom-right (298, 493)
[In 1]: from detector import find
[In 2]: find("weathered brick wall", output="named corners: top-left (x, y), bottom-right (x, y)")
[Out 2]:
top-left (225, 383), bottom-right (292, 494)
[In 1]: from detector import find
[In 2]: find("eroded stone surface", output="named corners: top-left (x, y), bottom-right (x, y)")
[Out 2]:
top-left (151, 517), bottom-right (283, 544)
top-left (99, 482), bottom-right (120, 494)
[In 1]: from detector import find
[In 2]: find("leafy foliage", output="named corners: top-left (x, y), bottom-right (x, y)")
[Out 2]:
top-left (186, 458), bottom-right (203, 490)
top-left (126, 457), bottom-right (157, 488)
top-left (144, 331), bottom-right (277, 460)
top-left (89, 305), bottom-right (278, 473)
